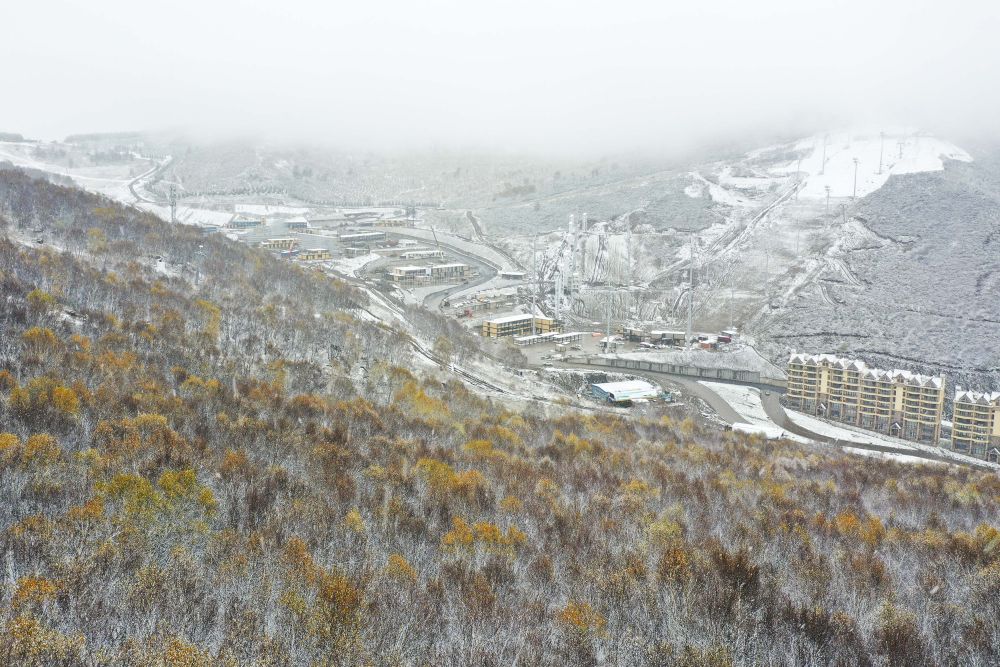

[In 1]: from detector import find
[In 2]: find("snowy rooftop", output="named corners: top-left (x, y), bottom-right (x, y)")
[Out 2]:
top-left (487, 313), bottom-right (534, 324)
top-left (789, 352), bottom-right (943, 388)
top-left (955, 389), bottom-right (1000, 405)
top-left (591, 380), bottom-right (660, 398)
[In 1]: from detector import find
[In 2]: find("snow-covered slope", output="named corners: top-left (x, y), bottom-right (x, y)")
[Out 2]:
top-left (770, 130), bottom-right (971, 199)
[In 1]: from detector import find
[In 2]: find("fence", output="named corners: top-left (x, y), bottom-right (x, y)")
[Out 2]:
top-left (582, 356), bottom-right (762, 384)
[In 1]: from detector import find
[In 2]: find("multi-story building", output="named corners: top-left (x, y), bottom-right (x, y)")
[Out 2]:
top-left (297, 248), bottom-right (333, 261)
top-left (952, 389), bottom-right (1000, 461)
top-left (481, 314), bottom-right (557, 338)
top-left (786, 353), bottom-right (945, 445)
top-left (388, 263), bottom-right (472, 286)
top-left (338, 231), bottom-right (387, 244)
top-left (228, 214), bottom-right (262, 229)
top-left (261, 238), bottom-right (299, 250)
top-left (400, 249), bottom-right (446, 260)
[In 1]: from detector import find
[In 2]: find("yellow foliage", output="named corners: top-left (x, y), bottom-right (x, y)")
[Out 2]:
top-left (385, 554), bottom-right (418, 582)
top-left (283, 536), bottom-right (320, 586)
top-left (0, 432), bottom-right (21, 463)
top-left (859, 516), bottom-right (886, 548)
top-left (344, 508), bottom-right (366, 534)
top-left (12, 577), bottom-right (59, 610)
top-left (67, 497), bottom-right (104, 523)
top-left (535, 478), bottom-right (559, 500)
top-left (648, 515), bottom-right (684, 548)
top-left (834, 511), bottom-right (861, 537)
top-left (500, 495), bottom-right (523, 513)
top-left (557, 601), bottom-right (606, 636)
top-left (394, 380), bottom-right (450, 419)
top-left (51, 385), bottom-right (80, 415)
top-left (416, 457), bottom-right (487, 502)
top-left (23, 434), bottom-right (61, 465)
top-left (442, 516), bottom-right (475, 553)
top-left (22, 326), bottom-right (59, 351)
top-left (1, 615), bottom-right (86, 664)
top-left (162, 636), bottom-right (213, 667)
top-left (311, 570), bottom-right (364, 641)
top-left (158, 469), bottom-right (198, 499)
top-left (26, 289), bottom-right (57, 313)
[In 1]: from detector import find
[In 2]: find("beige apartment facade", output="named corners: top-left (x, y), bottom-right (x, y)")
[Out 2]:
top-left (481, 314), bottom-right (557, 338)
top-left (952, 390), bottom-right (1000, 461)
top-left (786, 353), bottom-right (945, 445)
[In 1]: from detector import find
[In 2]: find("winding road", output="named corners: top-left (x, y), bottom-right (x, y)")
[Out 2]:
top-left (547, 358), bottom-right (997, 472)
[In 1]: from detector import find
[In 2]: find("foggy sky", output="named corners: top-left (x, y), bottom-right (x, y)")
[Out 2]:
top-left (4, 0), bottom-right (999, 154)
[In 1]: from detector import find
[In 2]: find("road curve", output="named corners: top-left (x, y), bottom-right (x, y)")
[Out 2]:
top-left (548, 359), bottom-right (996, 472)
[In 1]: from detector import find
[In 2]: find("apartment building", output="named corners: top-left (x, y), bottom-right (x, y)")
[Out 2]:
top-left (260, 237), bottom-right (299, 251)
top-left (297, 248), bottom-right (333, 261)
top-left (952, 389), bottom-right (1000, 461)
top-left (481, 314), bottom-right (557, 338)
top-left (388, 263), bottom-right (471, 286)
top-left (786, 353), bottom-right (945, 445)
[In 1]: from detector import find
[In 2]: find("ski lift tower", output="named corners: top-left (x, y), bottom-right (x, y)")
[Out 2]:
top-left (169, 185), bottom-right (177, 224)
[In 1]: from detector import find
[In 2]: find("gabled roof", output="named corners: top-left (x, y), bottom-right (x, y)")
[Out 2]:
top-left (789, 352), bottom-right (943, 388)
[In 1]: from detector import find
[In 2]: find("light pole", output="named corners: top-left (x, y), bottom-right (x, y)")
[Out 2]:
top-left (820, 133), bottom-right (829, 176)
top-left (194, 244), bottom-right (205, 286)
top-left (878, 131), bottom-right (885, 175)
top-left (852, 158), bottom-right (859, 200)
top-left (824, 185), bottom-right (831, 215)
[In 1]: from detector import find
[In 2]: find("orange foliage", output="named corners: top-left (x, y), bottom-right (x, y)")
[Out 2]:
top-left (558, 601), bottom-right (607, 636)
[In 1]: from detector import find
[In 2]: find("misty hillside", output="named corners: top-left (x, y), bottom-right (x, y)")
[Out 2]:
top-left (0, 170), bottom-right (999, 665)
top-left (140, 139), bottom-right (734, 235)
top-left (759, 148), bottom-right (1000, 389)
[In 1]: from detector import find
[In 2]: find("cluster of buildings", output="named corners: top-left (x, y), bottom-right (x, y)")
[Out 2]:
top-left (228, 214), bottom-right (309, 230)
top-left (258, 237), bottom-right (332, 262)
top-left (619, 327), bottom-right (737, 348)
top-left (786, 352), bottom-right (999, 460)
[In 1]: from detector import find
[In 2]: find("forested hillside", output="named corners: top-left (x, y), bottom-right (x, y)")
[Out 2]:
top-left (1, 170), bottom-right (999, 666)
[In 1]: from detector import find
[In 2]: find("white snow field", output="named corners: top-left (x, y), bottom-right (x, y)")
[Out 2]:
top-left (770, 130), bottom-right (971, 200)
top-left (785, 408), bottom-right (999, 469)
top-left (698, 381), bottom-right (810, 444)
top-left (843, 447), bottom-right (946, 466)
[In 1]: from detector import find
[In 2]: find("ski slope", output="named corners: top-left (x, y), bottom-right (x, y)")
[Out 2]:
top-left (771, 130), bottom-right (971, 200)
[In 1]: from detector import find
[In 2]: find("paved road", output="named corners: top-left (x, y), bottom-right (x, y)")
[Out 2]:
top-left (549, 359), bottom-right (997, 472)
top-left (551, 360), bottom-right (744, 423)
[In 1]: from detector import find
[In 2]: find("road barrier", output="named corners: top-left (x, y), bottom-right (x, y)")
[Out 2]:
top-left (581, 356), bottom-right (762, 384)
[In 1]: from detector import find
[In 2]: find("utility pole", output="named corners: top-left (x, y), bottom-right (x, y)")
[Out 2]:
top-left (820, 133), bottom-right (829, 176)
top-left (169, 185), bottom-right (177, 224)
top-left (686, 233), bottom-right (695, 345)
top-left (605, 289), bottom-right (612, 352)
top-left (530, 235), bottom-right (537, 333)
top-left (568, 214), bottom-right (576, 293)
top-left (878, 131), bottom-right (885, 175)
top-left (554, 269), bottom-right (563, 324)
top-left (625, 222), bottom-right (632, 287)
top-left (897, 140), bottom-right (904, 159)
top-left (194, 244), bottom-right (204, 286)
top-left (764, 236), bottom-right (770, 283)
top-left (729, 284), bottom-right (734, 329)
top-left (825, 185), bottom-right (831, 215)
top-left (852, 157), bottom-right (859, 199)
top-left (840, 203), bottom-right (848, 226)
